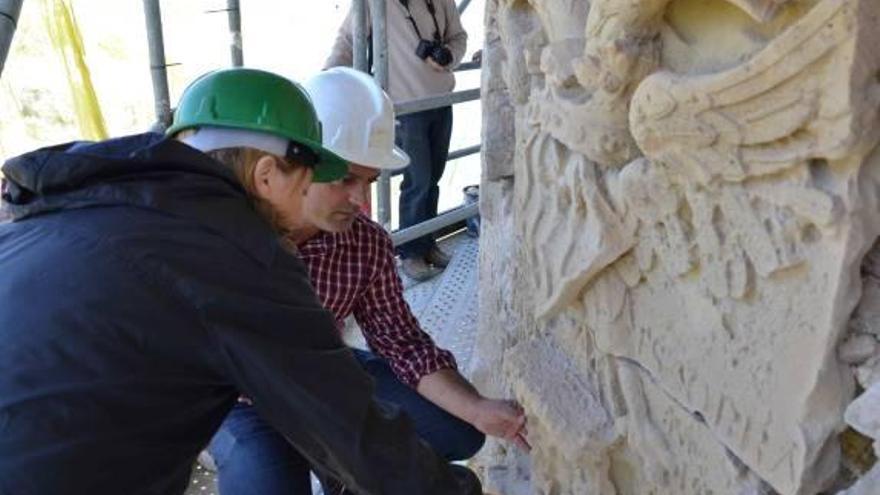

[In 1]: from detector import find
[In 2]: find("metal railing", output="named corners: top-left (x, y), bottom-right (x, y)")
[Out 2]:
top-left (391, 202), bottom-right (478, 246)
top-left (386, 143), bottom-right (480, 180)
top-left (454, 59), bottom-right (481, 72)
top-left (395, 88), bottom-right (480, 117)
top-left (351, 0), bottom-right (482, 240)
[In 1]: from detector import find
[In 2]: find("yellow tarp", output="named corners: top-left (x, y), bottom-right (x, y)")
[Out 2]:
top-left (41, 0), bottom-right (107, 141)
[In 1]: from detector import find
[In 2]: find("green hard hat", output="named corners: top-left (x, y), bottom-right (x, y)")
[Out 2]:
top-left (167, 68), bottom-right (348, 183)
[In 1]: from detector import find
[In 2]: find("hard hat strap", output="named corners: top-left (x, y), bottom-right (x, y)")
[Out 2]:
top-left (180, 127), bottom-right (287, 157)
top-left (179, 126), bottom-right (317, 167)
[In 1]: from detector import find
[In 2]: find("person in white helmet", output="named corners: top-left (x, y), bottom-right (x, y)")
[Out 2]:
top-left (206, 68), bottom-right (528, 495)
top-left (327, 0), bottom-right (468, 281)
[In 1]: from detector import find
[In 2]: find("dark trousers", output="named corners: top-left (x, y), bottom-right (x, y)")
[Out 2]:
top-left (396, 106), bottom-right (453, 259)
top-left (208, 349), bottom-right (485, 495)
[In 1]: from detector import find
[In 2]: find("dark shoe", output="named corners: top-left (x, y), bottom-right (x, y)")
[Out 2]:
top-left (401, 257), bottom-right (441, 281)
top-left (425, 246), bottom-right (452, 268)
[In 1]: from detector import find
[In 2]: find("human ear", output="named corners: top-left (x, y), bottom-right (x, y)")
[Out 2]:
top-left (252, 155), bottom-right (280, 201)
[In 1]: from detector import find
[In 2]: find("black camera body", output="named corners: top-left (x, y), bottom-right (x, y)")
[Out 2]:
top-left (416, 39), bottom-right (453, 67)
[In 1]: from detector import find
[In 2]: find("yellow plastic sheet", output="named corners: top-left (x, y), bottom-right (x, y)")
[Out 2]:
top-left (41, 0), bottom-right (107, 141)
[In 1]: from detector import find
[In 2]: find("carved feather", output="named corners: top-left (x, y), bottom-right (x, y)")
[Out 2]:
top-left (629, 0), bottom-right (856, 184)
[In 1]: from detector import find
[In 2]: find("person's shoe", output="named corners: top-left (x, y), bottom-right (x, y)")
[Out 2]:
top-left (401, 257), bottom-right (441, 281)
top-left (425, 246), bottom-right (452, 268)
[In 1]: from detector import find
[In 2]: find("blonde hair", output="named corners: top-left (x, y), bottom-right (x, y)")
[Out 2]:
top-left (174, 129), bottom-right (305, 233)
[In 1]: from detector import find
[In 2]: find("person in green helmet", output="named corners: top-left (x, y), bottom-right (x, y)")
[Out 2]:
top-left (0, 67), bottom-right (482, 495)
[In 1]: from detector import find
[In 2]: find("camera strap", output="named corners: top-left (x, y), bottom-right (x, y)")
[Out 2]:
top-left (398, 0), bottom-right (443, 42)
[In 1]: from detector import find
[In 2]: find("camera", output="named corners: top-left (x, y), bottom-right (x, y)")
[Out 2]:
top-left (415, 39), bottom-right (453, 67)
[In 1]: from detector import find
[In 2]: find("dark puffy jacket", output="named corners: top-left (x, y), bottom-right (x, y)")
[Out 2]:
top-left (0, 133), bottom-right (480, 495)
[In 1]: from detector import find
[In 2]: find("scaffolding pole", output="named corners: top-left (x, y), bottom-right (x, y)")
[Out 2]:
top-left (0, 0), bottom-right (23, 78)
top-left (352, 0), bottom-right (368, 72)
top-left (369, 0), bottom-right (392, 229)
top-left (226, 0), bottom-right (242, 67)
top-left (143, 0), bottom-right (172, 129)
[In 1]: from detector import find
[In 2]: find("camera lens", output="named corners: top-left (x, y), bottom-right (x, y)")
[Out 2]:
top-left (432, 45), bottom-right (453, 66)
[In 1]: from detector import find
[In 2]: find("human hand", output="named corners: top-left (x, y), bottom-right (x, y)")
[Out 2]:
top-left (426, 58), bottom-right (449, 72)
top-left (470, 398), bottom-right (530, 451)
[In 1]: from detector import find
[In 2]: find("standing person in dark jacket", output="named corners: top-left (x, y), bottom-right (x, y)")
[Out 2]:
top-left (0, 68), bottom-right (481, 495)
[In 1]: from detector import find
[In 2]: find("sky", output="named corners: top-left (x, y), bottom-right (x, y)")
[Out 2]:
top-left (0, 0), bottom-right (485, 225)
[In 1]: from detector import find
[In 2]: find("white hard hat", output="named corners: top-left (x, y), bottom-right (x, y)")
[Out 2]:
top-left (304, 67), bottom-right (410, 171)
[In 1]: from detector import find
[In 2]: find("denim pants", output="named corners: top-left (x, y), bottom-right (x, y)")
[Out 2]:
top-left (396, 106), bottom-right (453, 259)
top-left (208, 349), bottom-right (485, 495)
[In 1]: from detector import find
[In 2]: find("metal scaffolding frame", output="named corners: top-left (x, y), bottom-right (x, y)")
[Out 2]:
top-left (1, 0), bottom-right (481, 240)
top-left (391, 202), bottom-right (477, 246)
top-left (143, 0), bottom-right (172, 130)
top-left (369, 0), bottom-right (393, 229)
top-left (226, 0), bottom-right (243, 67)
top-left (395, 87), bottom-right (480, 116)
top-left (351, 0), bottom-right (368, 72)
top-left (0, 0), bottom-right (23, 78)
top-left (351, 0), bottom-right (482, 236)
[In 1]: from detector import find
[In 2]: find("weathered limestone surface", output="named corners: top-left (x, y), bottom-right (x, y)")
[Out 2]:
top-left (837, 466), bottom-right (880, 495)
top-left (845, 383), bottom-right (880, 456)
top-left (845, 245), bottom-right (880, 391)
top-left (474, 0), bottom-right (880, 493)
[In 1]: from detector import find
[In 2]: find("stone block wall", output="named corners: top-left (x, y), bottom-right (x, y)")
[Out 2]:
top-left (473, 1), bottom-right (880, 493)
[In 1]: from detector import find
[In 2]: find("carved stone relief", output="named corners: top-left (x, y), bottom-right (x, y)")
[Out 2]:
top-left (475, 0), bottom-right (880, 493)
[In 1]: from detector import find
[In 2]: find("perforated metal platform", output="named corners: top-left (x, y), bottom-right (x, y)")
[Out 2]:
top-left (399, 232), bottom-right (480, 372)
top-left (183, 231), bottom-right (480, 495)
top-left (186, 464), bottom-right (218, 494)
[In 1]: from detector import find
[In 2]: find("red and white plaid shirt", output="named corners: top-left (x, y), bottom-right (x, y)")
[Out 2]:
top-left (297, 213), bottom-right (457, 387)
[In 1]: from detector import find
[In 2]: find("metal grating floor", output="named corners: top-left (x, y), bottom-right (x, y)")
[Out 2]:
top-left (186, 464), bottom-right (218, 495)
top-left (398, 232), bottom-right (480, 372)
top-left (184, 231), bottom-right (480, 495)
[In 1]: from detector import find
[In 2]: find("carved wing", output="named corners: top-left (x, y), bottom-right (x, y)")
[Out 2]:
top-left (727, 0), bottom-right (792, 22)
top-left (629, 0), bottom-right (868, 186)
top-left (620, 0), bottom-right (880, 295)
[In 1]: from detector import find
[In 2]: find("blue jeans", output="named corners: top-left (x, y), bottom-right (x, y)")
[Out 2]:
top-left (396, 106), bottom-right (453, 259)
top-left (208, 349), bottom-right (485, 495)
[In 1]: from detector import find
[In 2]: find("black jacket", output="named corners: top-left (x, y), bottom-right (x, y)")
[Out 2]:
top-left (0, 133), bottom-right (480, 495)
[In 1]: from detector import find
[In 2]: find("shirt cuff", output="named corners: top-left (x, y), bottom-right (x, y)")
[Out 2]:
top-left (395, 349), bottom-right (458, 388)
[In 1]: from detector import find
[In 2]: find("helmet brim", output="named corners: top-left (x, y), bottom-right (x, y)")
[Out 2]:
top-left (384, 147), bottom-right (411, 171)
top-left (332, 145), bottom-right (411, 172)
top-left (291, 136), bottom-right (350, 183)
